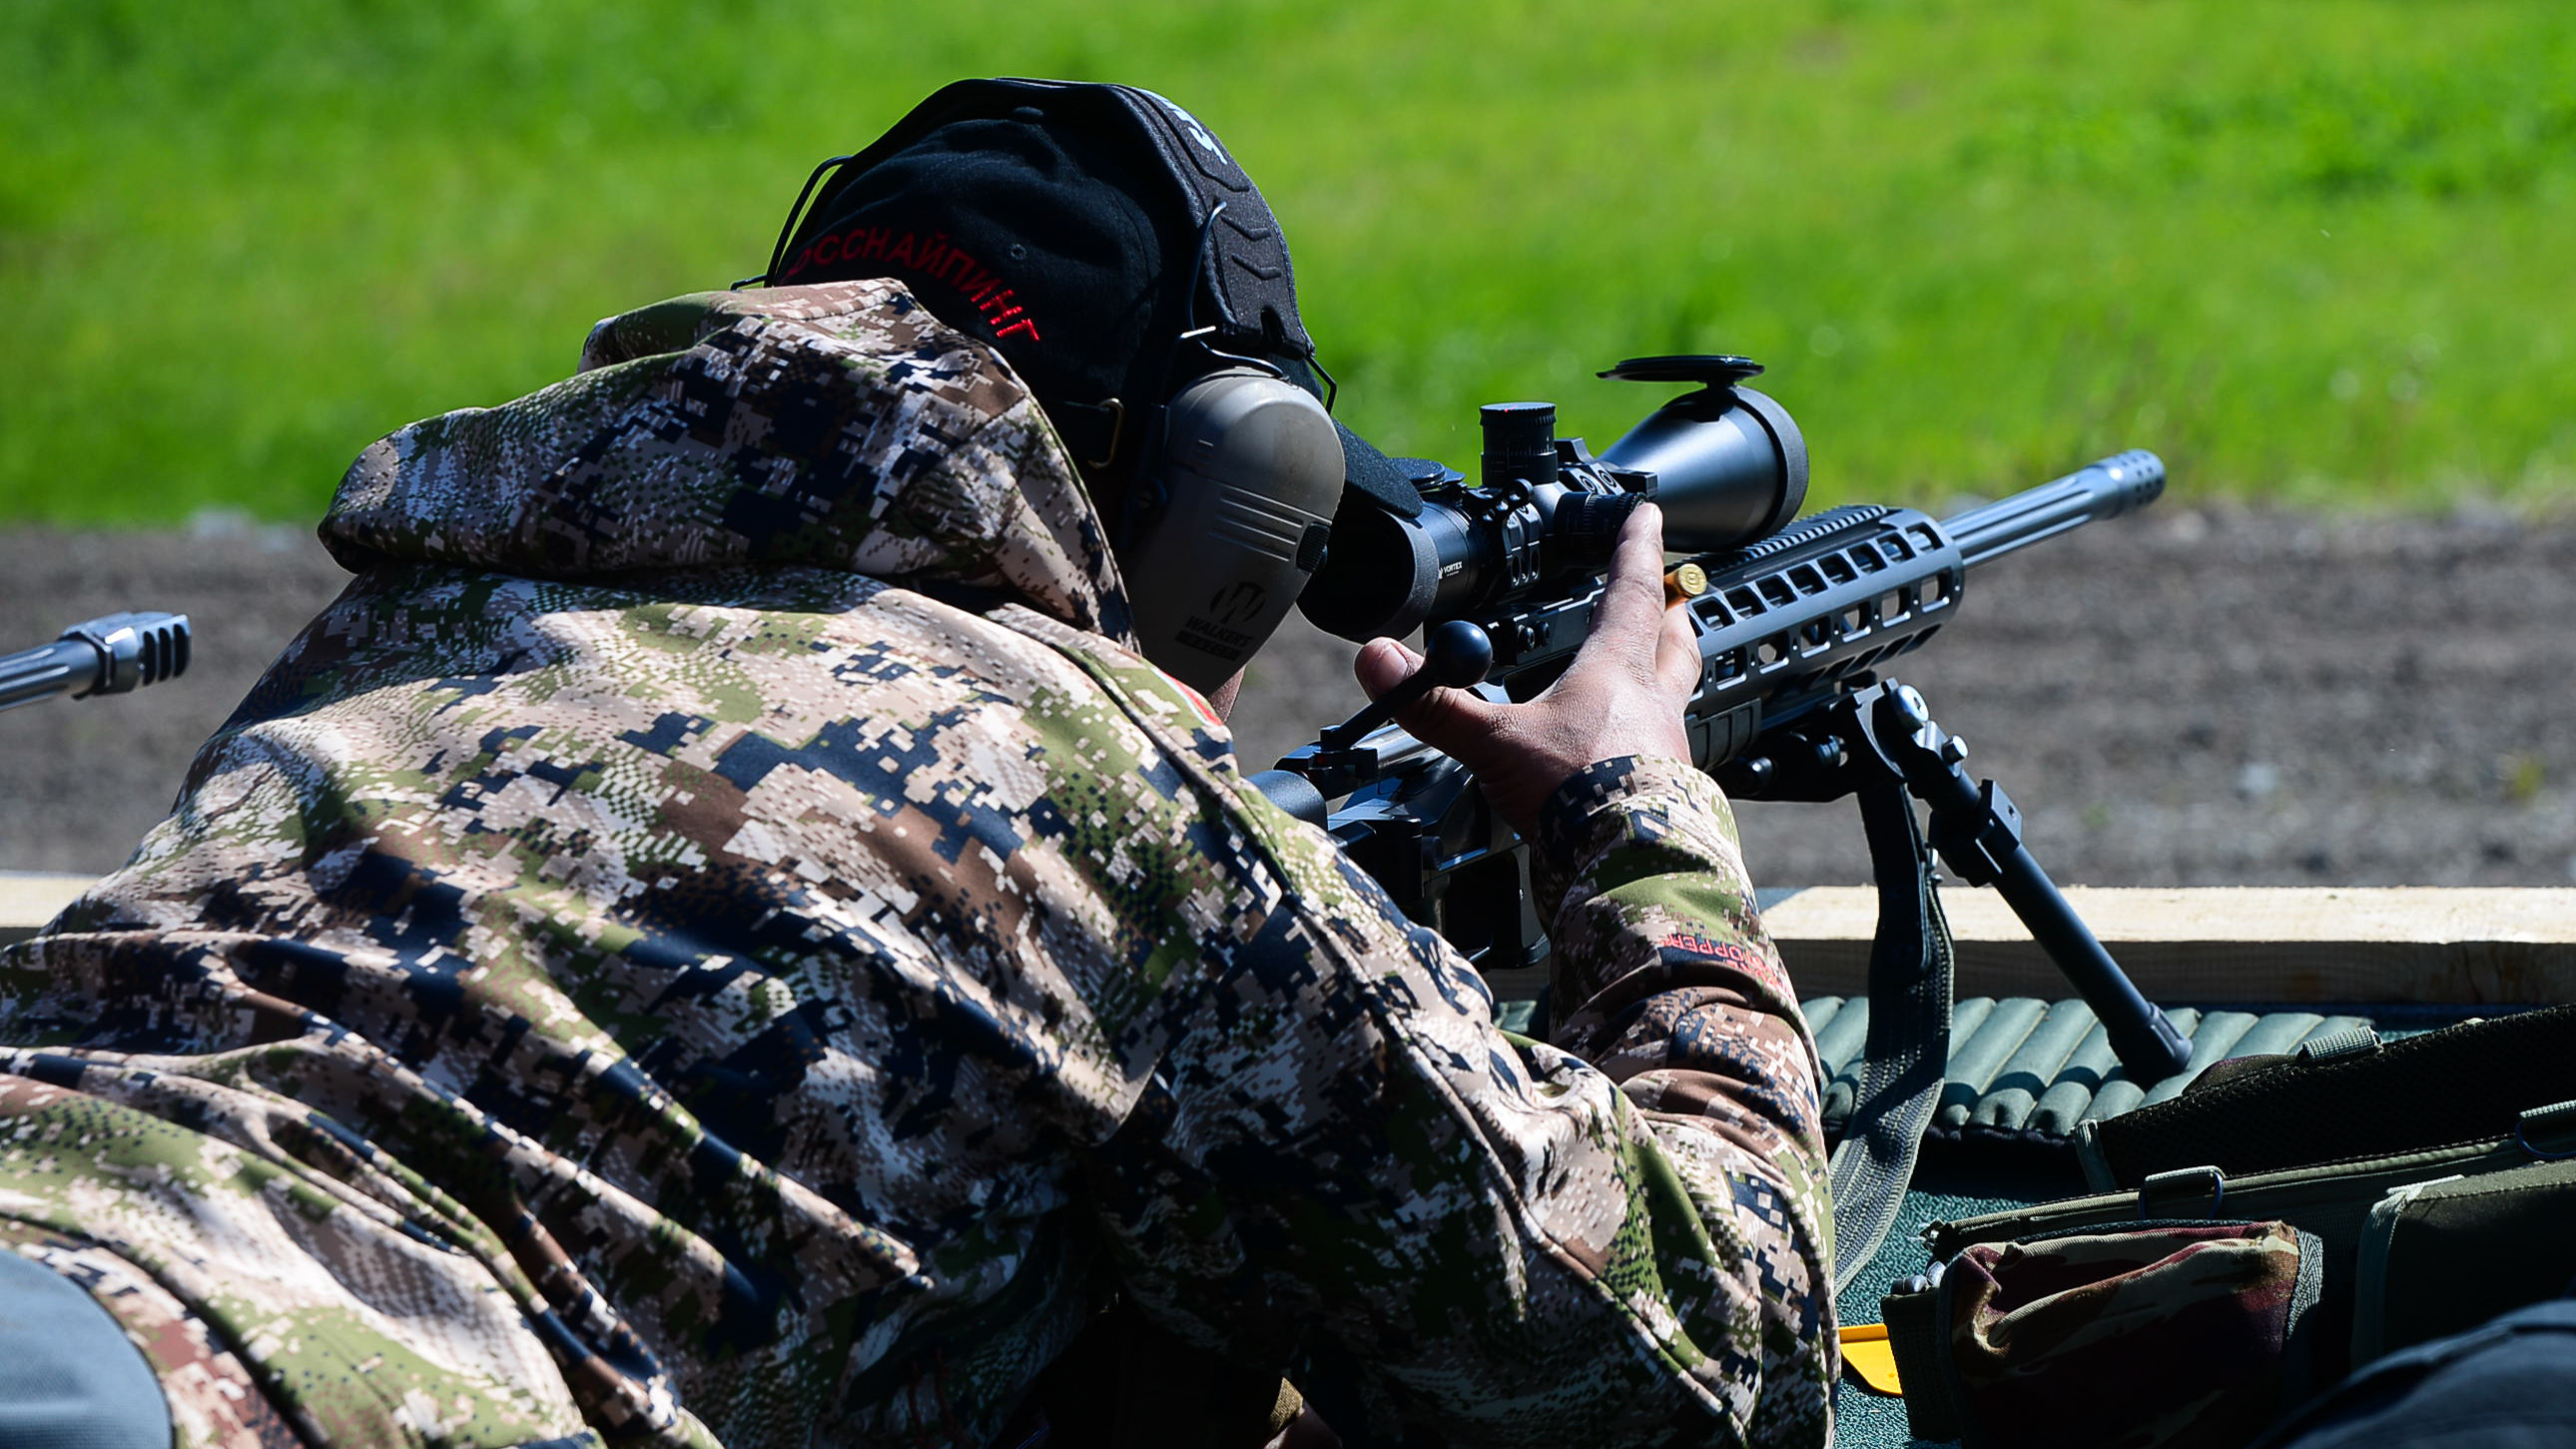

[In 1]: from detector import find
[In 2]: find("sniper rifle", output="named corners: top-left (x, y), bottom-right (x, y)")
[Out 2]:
top-left (1252, 355), bottom-right (2192, 1086)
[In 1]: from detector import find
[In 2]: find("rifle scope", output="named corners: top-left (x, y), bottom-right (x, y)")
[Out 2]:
top-left (1300, 355), bottom-right (1806, 643)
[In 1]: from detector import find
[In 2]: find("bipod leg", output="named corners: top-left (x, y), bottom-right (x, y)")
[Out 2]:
top-left (1867, 680), bottom-right (2193, 1084)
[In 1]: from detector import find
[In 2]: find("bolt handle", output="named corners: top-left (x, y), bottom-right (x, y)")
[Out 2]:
top-left (1323, 621), bottom-right (1493, 748)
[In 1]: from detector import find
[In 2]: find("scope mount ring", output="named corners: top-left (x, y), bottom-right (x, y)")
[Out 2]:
top-left (1599, 355), bottom-right (1764, 388)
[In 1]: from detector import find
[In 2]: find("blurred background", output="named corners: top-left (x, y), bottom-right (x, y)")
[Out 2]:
top-left (4, 0), bottom-right (2572, 883)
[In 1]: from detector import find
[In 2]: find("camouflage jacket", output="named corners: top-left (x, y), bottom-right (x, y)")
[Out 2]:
top-left (0, 281), bottom-right (1833, 1448)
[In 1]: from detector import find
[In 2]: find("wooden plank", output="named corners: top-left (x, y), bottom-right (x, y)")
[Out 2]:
top-left (0, 873), bottom-right (95, 947)
top-left (1760, 886), bottom-right (2576, 1004)
top-left (6, 877), bottom-right (2572, 1005)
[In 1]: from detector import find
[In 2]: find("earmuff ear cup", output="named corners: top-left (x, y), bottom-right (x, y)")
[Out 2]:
top-left (1121, 369), bottom-right (1343, 696)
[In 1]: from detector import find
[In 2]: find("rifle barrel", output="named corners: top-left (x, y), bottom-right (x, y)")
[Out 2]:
top-left (1943, 450), bottom-right (2165, 568)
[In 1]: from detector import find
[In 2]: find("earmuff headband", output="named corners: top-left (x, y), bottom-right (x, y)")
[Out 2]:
top-left (757, 81), bottom-right (1313, 366)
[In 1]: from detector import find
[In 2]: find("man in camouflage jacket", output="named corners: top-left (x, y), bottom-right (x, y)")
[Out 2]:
top-left (0, 93), bottom-right (1833, 1449)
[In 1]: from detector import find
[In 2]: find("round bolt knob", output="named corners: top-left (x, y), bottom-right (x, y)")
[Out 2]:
top-left (1423, 620), bottom-right (1495, 688)
top-left (1319, 621), bottom-right (1495, 745)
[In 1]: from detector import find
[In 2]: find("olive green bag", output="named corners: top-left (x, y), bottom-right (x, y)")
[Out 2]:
top-left (1877, 1006), bottom-right (2576, 1449)
top-left (1884, 1106), bottom-right (2576, 1445)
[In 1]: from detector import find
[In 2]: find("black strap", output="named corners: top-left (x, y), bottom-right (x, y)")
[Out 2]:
top-left (1828, 779), bottom-right (1955, 1294)
top-left (1337, 421), bottom-right (1426, 518)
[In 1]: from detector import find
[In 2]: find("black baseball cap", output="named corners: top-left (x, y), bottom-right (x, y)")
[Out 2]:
top-left (756, 79), bottom-right (1421, 518)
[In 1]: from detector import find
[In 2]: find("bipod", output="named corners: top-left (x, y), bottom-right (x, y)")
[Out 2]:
top-left (1722, 678), bottom-right (2193, 1085)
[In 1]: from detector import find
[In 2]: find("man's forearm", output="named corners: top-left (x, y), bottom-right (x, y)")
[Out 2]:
top-left (1534, 754), bottom-right (1838, 1441)
top-left (1537, 755), bottom-right (1828, 1155)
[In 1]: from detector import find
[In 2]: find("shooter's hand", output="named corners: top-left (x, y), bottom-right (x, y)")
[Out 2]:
top-left (1354, 503), bottom-right (1698, 838)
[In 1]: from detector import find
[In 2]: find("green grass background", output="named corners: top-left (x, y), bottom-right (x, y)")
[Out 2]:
top-left (4, 0), bottom-right (2570, 525)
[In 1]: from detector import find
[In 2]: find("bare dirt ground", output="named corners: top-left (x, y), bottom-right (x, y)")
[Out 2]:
top-left (5, 504), bottom-right (2572, 886)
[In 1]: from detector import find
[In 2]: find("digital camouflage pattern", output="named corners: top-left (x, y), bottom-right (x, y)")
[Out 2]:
top-left (1940, 1220), bottom-right (2316, 1449)
top-left (0, 280), bottom-right (1832, 1447)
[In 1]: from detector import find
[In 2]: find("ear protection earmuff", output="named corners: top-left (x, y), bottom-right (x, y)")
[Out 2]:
top-left (752, 78), bottom-right (1392, 695)
top-left (1117, 366), bottom-right (1343, 695)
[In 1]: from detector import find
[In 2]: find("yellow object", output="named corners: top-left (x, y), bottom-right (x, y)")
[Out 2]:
top-left (1840, 1322), bottom-right (1904, 1395)
top-left (1663, 562), bottom-right (1709, 606)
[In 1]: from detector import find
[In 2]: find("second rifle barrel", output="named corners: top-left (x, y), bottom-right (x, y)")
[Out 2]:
top-left (0, 639), bottom-right (101, 713)
top-left (0, 611), bottom-right (194, 715)
top-left (1944, 450), bottom-right (2166, 568)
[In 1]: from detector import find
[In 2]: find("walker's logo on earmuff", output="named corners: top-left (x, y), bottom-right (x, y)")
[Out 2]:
top-left (1171, 581), bottom-right (1272, 664)
top-left (781, 228), bottom-right (1040, 342)
top-left (1207, 581), bottom-right (1267, 626)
